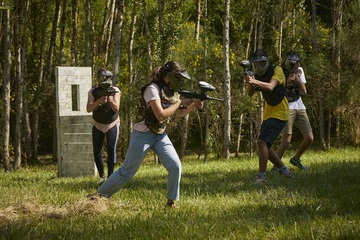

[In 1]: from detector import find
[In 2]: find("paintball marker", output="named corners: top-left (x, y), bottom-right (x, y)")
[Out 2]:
top-left (98, 84), bottom-right (119, 97)
top-left (178, 81), bottom-right (223, 102)
top-left (240, 60), bottom-right (261, 91)
top-left (99, 88), bottom-right (118, 96)
top-left (240, 60), bottom-right (255, 76)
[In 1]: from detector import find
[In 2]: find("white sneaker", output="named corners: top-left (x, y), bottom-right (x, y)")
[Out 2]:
top-left (254, 175), bottom-right (266, 184)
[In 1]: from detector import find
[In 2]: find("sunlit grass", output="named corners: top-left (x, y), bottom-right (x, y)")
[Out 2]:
top-left (1, 148), bottom-right (359, 239)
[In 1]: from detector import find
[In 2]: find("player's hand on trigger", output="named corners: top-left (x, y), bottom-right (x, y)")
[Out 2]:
top-left (194, 100), bottom-right (204, 109)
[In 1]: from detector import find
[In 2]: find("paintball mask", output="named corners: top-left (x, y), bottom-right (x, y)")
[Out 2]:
top-left (97, 68), bottom-right (113, 89)
top-left (167, 70), bottom-right (191, 92)
top-left (250, 49), bottom-right (269, 76)
top-left (285, 51), bottom-right (300, 72)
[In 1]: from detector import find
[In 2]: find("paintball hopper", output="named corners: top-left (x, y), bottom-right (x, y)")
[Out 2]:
top-left (178, 81), bottom-right (223, 102)
top-left (198, 81), bottom-right (215, 92)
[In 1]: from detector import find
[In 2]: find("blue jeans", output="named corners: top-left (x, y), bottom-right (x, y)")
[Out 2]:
top-left (98, 130), bottom-right (182, 201)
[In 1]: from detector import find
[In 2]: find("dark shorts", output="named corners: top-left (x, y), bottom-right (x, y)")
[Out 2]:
top-left (258, 118), bottom-right (287, 148)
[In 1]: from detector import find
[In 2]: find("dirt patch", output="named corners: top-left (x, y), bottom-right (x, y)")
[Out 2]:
top-left (0, 197), bottom-right (109, 223)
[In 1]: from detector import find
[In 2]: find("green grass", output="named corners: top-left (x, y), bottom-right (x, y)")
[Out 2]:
top-left (1, 148), bottom-right (359, 239)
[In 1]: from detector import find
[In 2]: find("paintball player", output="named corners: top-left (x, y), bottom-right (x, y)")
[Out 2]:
top-left (87, 61), bottom-right (203, 208)
top-left (272, 50), bottom-right (313, 171)
top-left (245, 49), bottom-right (292, 183)
top-left (86, 68), bottom-right (121, 183)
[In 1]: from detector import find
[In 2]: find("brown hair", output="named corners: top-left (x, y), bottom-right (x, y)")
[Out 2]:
top-left (151, 60), bottom-right (185, 82)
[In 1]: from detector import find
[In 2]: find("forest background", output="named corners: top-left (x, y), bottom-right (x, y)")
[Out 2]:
top-left (0, 0), bottom-right (359, 171)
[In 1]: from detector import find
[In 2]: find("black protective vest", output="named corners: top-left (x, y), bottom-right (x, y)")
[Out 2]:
top-left (92, 87), bottom-right (118, 124)
top-left (255, 65), bottom-right (286, 106)
top-left (137, 81), bottom-right (173, 134)
top-left (283, 68), bottom-right (301, 102)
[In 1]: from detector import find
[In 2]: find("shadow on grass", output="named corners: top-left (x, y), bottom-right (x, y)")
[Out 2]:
top-left (1, 156), bottom-right (360, 239)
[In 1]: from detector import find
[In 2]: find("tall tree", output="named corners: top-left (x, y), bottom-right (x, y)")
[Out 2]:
top-left (84, 0), bottom-right (91, 66)
top-left (104, 0), bottom-right (116, 66)
top-left (32, 0), bottom-right (51, 161)
top-left (58, 0), bottom-right (67, 65)
top-left (1, 5), bottom-right (12, 172)
top-left (179, 0), bottom-right (202, 159)
top-left (45, 0), bottom-right (61, 161)
top-left (158, 0), bottom-right (165, 64)
top-left (332, 0), bottom-right (345, 147)
top-left (203, 0), bottom-right (209, 162)
top-left (142, 0), bottom-right (152, 75)
top-left (113, 0), bottom-right (125, 85)
top-left (71, 0), bottom-right (78, 65)
top-left (311, 0), bottom-right (326, 149)
top-left (127, 2), bottom-right (137, 131)
top-left (14, 0), bottom-right (27, 169)
top-left (223, 0), bottom-right (231, 159)
top-left (21, 0), bottom-right (33, 164)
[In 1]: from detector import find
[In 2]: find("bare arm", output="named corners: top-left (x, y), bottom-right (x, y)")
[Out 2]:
top-left (149, 99), bottom-right (182, 121)
top-left (246, 75), bottom-right (279, 92)
top-left (107, 89), bottom-right (121, 112)
top-left (296, 68), bottom-right (307, 95)
top-left (245, 75), bottom-right (255, 97)
top-left (86, 91), bottom-right (107, 113)
top-left (175, 100), bottom-right (203, 117)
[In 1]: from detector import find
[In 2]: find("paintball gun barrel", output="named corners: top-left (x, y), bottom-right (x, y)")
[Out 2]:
top-left (178, 81), bottom-right (223, 102)
top-left (98, 87), bottom-right (119, 96)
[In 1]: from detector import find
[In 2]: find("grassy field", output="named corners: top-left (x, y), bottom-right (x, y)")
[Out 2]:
top-left (0, 148), bottom-right (359, 240)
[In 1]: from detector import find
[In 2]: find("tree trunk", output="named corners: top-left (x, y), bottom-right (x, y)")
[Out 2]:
top-left (44, 0), bottom-right (61, 162)
top-left (113, 0), bottom-right (125, 85)
top-left (84, 0), bottom-right (91, 66)
top-left (58, 0), bottom-right (67, 65)
top-left (311, 0), bottom-right (319, 56)
top-left (20, 0), bottom-right (33, 164)
top-left (158, 0), bottom-right (165, 64)
top-left (203, 0), bottom-right (209, 162)
top-left (128, 2), bottom-right (137, 131)
top-left (195, 0), bottom-right (201, 40)
top-left (257, 0), bottom-right (266, 49)
top-left (238, 2), bottom-right (255, 157)
top-left (332, 0), bottom-right (344, 147)
top-left (319, 97), bottom-right (326, 149)
top-left (71, 0), bottom-right (78, 66)
top-left (223, 0), bottom-right (231, 159)
top-left (98, 0), bottom-right (111, 56)
top-left (142, 0), bottom-right (152, 75)
top-left (32, 0), bottom-right (50, 161)
top-left (14, 0), bottom-right (26, 170)
top-left (311, 0), bottom-right (325, 149)
top-left (179, 0), bottom-right (202, 159)
top-left (1, 6), bottom-right (12, 172)
top-left (327, 111), bottom-right (331, 149)
top-left (104, 0), bottom-right (116, 66)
